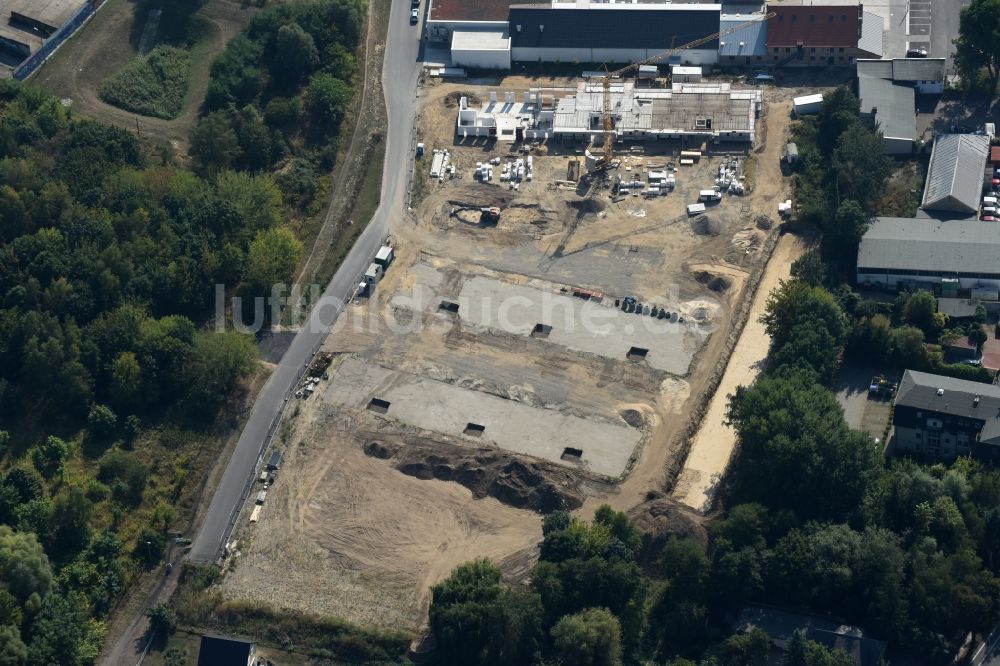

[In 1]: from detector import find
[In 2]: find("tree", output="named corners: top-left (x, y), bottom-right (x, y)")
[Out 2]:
top-left (429, 559), bottom-right (542, 666)
top-left (954, 0), bottom-right (1000, 91)
top-left (306, 72), bottom-right (352, 126)
top-left (109, 352), bottom-right (141, 410)
top-left (833, 127), bottom-right (891, 211)
top-left (25, 591), bottom-right (91, 666)
top-left (189, 112), bottom-right (241, 176)
top-left (183, 331), bottom-right (256, 418)
top-left (86, 404), bottom-right (117, 441)
top-left (0, 526), bottom-right (51, 608)
top-left (274, 23), bottom-right (319, 80)
top-left (705, 627), bottom-right (769, 666)
top-left (784, 631), bottom-right (854, 666)
top-left (823, 200), bottom-right (870, 267)
top-left (969, 326), bottom-right (988, 354)
top-left (889, 325), bottom-right (931, 369)
top-left (790, 251), bottom-right (827, 287)
top-left (48, 488), bottom-right (91, 559)
top-left (902, 290), bottom-right (942, 338)
top-left (145, 602), bottom-right (177, 635)
top-left (726, 371), bottom-right (881, 520)
top-left (215, 170), bottom-right (282, 236)
top-left (761, 280), bottom-right (847, 351)
top-left (817, 87), bottom-right (861, 155)
top-left (31, 436), bottom-right (69, 480)
top-left (0, 431), bottom-right (8, 456)
top-left (0, 624), bottom-right (27, 666)
top-left (551, 608), bottom-right (623, 666)
top-left (243, 227), bottom-right (302, 295)
top-left (97, 449), bottom-right (148, 506)
top-left (2, 469), bottom-right (43, 506)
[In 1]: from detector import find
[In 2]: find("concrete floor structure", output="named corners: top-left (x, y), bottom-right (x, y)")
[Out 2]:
top-left (457, 81), bottom-right (762, 144)
top-left (0, 0), bottom-right (86, 64)
top-left (324, 357), bottom-right (641, 477)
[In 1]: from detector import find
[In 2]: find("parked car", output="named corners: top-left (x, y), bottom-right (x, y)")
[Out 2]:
top-left (906, 48), bottom-right (928, 58)
top-left (410, 8), bottom-right (419, 22)
top-left (964, 358), bottom-right (983, 367)
top-left (982, 215), bottom-right (996, 222)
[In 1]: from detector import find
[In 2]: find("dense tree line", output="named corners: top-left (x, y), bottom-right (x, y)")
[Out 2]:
top-left (191, 0), bottom-right (364, 182)
top-left (0, 77), bottom-right (279, 662)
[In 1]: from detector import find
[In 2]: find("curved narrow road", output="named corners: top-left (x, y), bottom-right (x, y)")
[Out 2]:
top-left (189, 0), bottom-right (423, 563)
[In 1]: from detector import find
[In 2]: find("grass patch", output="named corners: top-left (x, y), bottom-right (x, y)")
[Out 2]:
top-left (99, 45), bottom-right (192, 119)
top-left (172, 564), bottom-right (411, 663)
top-left (314, 132), bottom-right (387, 290)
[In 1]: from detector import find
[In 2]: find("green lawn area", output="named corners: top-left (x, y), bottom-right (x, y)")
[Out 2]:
top-left (99, 45), bottom-right (191, 119)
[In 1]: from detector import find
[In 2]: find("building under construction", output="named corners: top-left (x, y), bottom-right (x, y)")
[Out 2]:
top-left (456, 80), bottom-right (762, 145)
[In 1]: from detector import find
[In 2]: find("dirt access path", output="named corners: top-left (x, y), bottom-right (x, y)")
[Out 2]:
top-left (671, 232), bottom-right (808, 512)
top-left (579, 99), bottom-right (798, 516)
top-left (33, 0), bottom-right (253, 154)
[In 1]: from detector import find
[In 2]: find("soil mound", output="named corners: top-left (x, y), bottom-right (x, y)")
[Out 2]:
top-left (691, 214), bottom-right (722, 236)
top-left (619, 409), bottom-right (645, 428)
top-left (627, 491), bottom-right (709, 562)
top-left (365, 441), bottom-right (584, 513)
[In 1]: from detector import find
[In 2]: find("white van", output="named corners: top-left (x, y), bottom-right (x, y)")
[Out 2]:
top-left (984, 196), bottom-right (998, 206)
top-left (687, 203), bottom-right (706, 216)
top-left (699, 189), bottom-right (722, 202)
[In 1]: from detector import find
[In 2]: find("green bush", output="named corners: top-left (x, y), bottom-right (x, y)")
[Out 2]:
top-left (99, 46), bottom-right (192, 120)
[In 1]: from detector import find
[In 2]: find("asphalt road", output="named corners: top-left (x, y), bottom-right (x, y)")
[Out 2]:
top-left (189, 0), bottom-right (423, 563)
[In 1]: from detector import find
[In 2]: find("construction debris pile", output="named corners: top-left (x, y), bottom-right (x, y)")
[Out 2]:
top-left (476, 156), bottom-right (534, 188)
top-left (430, 149), bottom-right (455, 181)
top-left (714, 158), bottom-right (746, 195)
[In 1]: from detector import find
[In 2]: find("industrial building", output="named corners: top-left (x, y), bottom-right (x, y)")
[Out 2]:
top-left (456, 82), bottom-right (762, 144)
top-left (857, 58), bottom-right (946, 154)
top-left (765, 4), bottom-right (882, 65)
top-left (427, 0), bottom-right (722, 68)
top-left (894, 370), bottom-right (1000, 462)
top-left (856, 217), bottom-right (1000, 291)
top-left (921, 134), bottom-right (991, 215)
top-left (718, 12), bottom-right (768, 65)
top-left (0, 0), bottom-right (87, 64)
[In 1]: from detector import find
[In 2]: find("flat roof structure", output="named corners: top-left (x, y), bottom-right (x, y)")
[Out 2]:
top-left (857, 217), bottom-right (1000, 277)
top-left (0, 0), bottom-right (86, 60)
top-left (550, 80), bottom-right (759, 141)
top-left (858, 57), bottom-right (946, 83)
top-left (508, 4), bottom-right (722, 51)
top-left (452, 29), bottom-right (510, 52)
top-left (719, 13), bottom-right (768, 57)
top-left (430, 0), bottom-right (533, 22)
top-left (858, 75), bottom-right (914, 142)
top-left (922, 134), bottom-right (990, 215)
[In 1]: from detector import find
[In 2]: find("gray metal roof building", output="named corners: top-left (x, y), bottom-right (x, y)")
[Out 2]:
top-left (921, 134), bottom-right (991, 214)
top-left (896, 370), bottom-right (1000, 446)
top-left (719, 13), bottom-right (767, 58)
top-left (857, 217), bottom-right (1000, 278)
top-left (858, 76), bottom-right (914, 147)
top-left (858, 11), bottom-right (884, 58)
top-left (857, 57), bottom-right (946, 82)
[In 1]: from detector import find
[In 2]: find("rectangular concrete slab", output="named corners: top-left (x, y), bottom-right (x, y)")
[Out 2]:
top-left (326, 357), bottom-right (641, 477)
top-left (457, 276), bottom-right (701, 374)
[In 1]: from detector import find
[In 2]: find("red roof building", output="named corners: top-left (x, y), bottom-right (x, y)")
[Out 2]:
top-left (765, 4), bottom-right (880, 65)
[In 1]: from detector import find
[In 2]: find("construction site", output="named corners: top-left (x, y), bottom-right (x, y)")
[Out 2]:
top-left (219, 65), bottom-right (810, 630)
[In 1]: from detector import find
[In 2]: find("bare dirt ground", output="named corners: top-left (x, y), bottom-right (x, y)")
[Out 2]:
top-left (671, 232), bottom-right (809, 512)
top-left (33, 0), bottom-right (254, 154)
top-left (220, 79), bottom-right (815, 632)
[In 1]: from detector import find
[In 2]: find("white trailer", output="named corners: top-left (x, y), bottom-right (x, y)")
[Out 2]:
top-left (792, 93), bottom-right (823, 116)
top-left (687, 203), bottom-right (706, 216)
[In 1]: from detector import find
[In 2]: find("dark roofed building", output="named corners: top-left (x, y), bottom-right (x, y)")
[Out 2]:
top-left (894, 369), bottom-right (1000, 461)
top-left (425, 0), bottom-right (541, 44)
top-left (733, 604), bottom-right (887, 666)
top-left (197, 634), bottom-right (255, 666)
top-left (508, 4), bottom-right (722, 65)
top-left (765, 3), bottom-right (881, 65)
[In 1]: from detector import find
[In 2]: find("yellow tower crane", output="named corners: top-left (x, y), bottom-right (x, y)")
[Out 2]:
top-left (597, 13), bottom-right (775, 169)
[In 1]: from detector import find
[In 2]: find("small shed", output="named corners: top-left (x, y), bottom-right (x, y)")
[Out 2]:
top-left (374, 245), bottom-right (394, 269)
top-left (785, 142), bottom-right (799, 164)
top-left (792, 93), bottom-right (823, 116)
top-left (267, 451), bottom-right (283, 471)
top-left (255, 490), bottom-right (267, 505)
top-left (364, 262), bottom-right (383, 284)
top-left (671, 65), bottom-right (702, 83)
